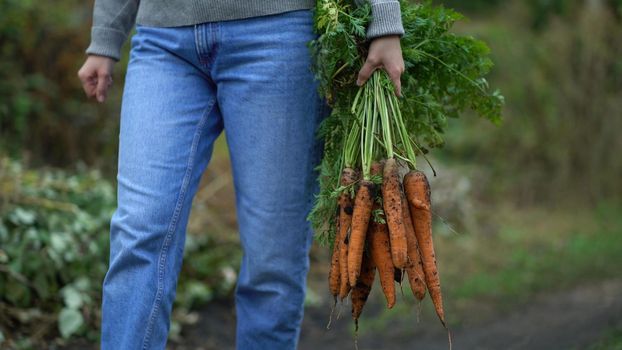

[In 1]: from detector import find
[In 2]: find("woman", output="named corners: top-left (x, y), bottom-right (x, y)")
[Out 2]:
top-left (78, 0), bottom-right (404, 348)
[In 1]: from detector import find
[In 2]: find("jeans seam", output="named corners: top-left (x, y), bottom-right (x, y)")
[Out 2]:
top-left (210, 23), bottom-right (220, 68)
top-left (141, 97), bottom-right (216, 350)
top-left (194, 24), bottom-right (203, 66)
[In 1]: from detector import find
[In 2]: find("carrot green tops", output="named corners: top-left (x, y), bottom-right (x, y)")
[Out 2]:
top-left (86, 0), bottom-right (405, 60)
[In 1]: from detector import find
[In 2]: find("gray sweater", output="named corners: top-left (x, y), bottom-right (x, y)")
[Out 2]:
top-left (86, 0), bottom-right (404, 60)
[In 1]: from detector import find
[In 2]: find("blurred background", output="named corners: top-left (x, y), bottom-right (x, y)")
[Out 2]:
top-left (1, 0), bottom-right (621, 349)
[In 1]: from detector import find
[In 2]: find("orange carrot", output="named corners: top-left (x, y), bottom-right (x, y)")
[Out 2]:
top-left (370, 161), bottom-right (384, 177)
top-left (337, 168), bottom-right (357, 300)
top-left (351, 249), bottom-right (376, 329)
top-left (402, 191), bottom-right (426, 301)
top-left (369, 215), bottom-right (396, 309)
top-left (339, 239), bottom-right (351, 299)
top-left (328, 230), bottom-right (341, 298)
top-left (347, 180), bottom-right (374, 287)
top-left (404, 170), bottom-right (445, 327)
top-left (381, 158), bottom-right (408, 268)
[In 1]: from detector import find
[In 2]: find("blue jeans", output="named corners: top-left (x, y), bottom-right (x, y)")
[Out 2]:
top-left (101, 9), bottom-right (327, 350)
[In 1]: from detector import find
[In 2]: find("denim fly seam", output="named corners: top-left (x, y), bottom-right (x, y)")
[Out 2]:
top-left (141, 96), bottom-right (217, 350)
top-left (195, 22), bottom-right (219, 70)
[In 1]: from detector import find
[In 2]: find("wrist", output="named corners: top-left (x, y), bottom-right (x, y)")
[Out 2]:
top-left (370, 34), bottom-right (401, 41)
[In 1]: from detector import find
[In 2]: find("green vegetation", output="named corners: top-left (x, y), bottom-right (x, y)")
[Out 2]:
top-left (448, 203), bottom-right (622, 304)
top-left (0, 158), bottom-right (114, 346)
top-left (0, 0), bottom-right (127, 171)
top-left (360, 202), bottom-right (622, 331)
top-left (587, 327), bottom-right (622, 350)
top-left (441, 0), bottom-right (622, 203)
top-left (439, 0), bottom-right (622, 25)
top-left (0, 158), bottom-right (240, 348)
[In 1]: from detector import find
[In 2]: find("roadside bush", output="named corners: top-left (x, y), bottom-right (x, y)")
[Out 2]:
top-left (442, 1), bottom-right (622, 204)
top-left (0, 158), bottom-right (240, 348)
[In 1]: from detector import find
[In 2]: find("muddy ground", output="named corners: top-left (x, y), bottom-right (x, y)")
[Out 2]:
top-left (165, 279), bottom-right (622, 350)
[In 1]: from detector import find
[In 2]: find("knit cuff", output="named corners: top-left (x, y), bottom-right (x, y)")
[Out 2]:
top-left (85, 26), bottom-right (128, 61)
top-left (366, 1), bottom-right (405, 39)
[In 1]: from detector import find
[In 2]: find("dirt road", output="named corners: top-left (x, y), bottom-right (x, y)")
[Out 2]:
top-left (167, 279), bottom-right (622, 350)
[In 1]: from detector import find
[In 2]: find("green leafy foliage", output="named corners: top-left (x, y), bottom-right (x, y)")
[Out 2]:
top-left (308, 0), bottom-right (503, 244)
top-left (0, 0), bottom-right (124, 170)
top-left (0, 158), bottom-right (115, 344)
top-left (58, 308), bottom-right (84, 339)
top-left (443, 1), bottom-right (622, 203)
top-left (436, 0), bottom-right (622, 21)
top-left (0, 158), bottom-right (240, 347)
top-left (398, 2), bottom-right (503, 149)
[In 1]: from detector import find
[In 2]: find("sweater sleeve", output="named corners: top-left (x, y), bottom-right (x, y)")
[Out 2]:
top-left (355, 0), bottom-right (405, 39)
top-left (85, 0), bottom-right (140, 61)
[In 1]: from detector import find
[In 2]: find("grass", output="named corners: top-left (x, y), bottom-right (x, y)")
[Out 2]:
top-left (359, 200), bottom-right (622, 331)
top-left (585, 327), bottom-right (622, 350)
top-left (448, 202), bottom-right (622, 304)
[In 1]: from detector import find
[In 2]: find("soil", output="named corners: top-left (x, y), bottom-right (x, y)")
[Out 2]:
top-left (163, 279), bottom-right (622, 350)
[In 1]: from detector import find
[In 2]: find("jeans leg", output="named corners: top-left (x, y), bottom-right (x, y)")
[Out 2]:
top-left (100, 26), bottom-right (223, 350)
top-left (212, 10), bottom-right (328, 350)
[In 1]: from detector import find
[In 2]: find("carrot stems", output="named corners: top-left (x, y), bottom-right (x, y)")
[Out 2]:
top-left (359, 78), bottom-right (377, 181)
top-left (391, 92), bottom-right (417, 169)
top-left (375, 72), bottom-right (394, 160)
top-left (343, 120), bottom-right (360, 168)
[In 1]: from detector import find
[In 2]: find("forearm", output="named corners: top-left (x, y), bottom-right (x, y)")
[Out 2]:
top-left (355, 0), bottom-right (405, 39)
top-left (85, 0), bottom-right (139, 60)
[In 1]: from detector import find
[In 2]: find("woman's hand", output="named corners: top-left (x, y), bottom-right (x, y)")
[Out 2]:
top-left (78, 55), bottom-right (115, 103)
top-left (356, 35), bottom-right (405, 97)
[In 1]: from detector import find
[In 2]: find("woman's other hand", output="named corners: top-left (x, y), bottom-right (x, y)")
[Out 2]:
top-left (78, 55), bottom-right (115, 103)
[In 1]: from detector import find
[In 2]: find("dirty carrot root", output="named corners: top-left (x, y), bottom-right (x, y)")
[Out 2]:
top-left (351, 250), bottom-right (376, 328)
top-left (381, 158), bottom-right (408, 269)
top-left (347, 180), bottom-right (375, 287)
top-left (329, 218), bottom-right (341, 299)
top-left (327, 234), bottom-right (340, 330)
top-left (338, 242), bottom-right (351, 300)
top-left (359, 160), bottom-right (398, 309)
top-left (369, 216), bottom-right (396, 309)
top-left (338, 241), bottom-right (351, 300)
top-left (338, 168), bottom-right (357, 300)
top-left (402, 191), bottom-right (427, 301)
top-left (404, 170), bottom-right (446, 327)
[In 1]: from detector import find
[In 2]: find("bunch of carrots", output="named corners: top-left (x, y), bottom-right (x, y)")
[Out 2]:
top-left (327, 71), bottom-right (446, 332)
top-left (309, 0), bottom-right (503, 346)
